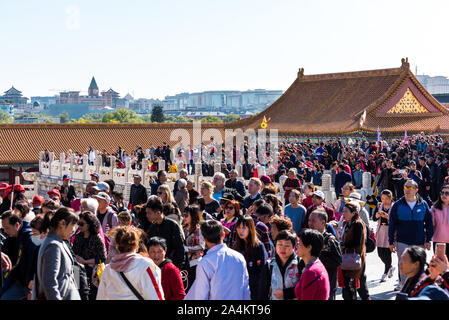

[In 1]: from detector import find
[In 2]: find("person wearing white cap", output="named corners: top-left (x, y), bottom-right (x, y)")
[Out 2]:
top-left (93, 182), bottom-right (110, 194)
top-left (93, 192), bottom-right (118, 238)
top-left (303, 190), bottom-right (335, 229)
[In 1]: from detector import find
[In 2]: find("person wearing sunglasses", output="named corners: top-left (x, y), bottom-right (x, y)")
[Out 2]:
top-left (430, 185), bottom-right (449, 258)
top-left (388, 179), bottom-right (434, 291)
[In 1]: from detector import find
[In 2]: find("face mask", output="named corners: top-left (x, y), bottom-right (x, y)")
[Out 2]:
top-left (31, 234), bottom-right (44, 246)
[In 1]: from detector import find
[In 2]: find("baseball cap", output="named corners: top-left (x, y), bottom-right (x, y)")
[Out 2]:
top-left (47, 189), bottom-right (61, 199)
top-left (63, 174), bottom-right (70, 180)
top-left (93, 192), bottom-right (111, 203)
top-left (90, 173), bottom-right (99, 179)
top-left (93, 181), bottom-right (110, 192)
top-left (0, 183), bottom-right (9, 190)
top-left (312, 190), bottom-right (325, 199)
top-left (12, 185), bottom-right (26, 193)
top-left (133, 174), bottom-right (142, 179)
top-left (3, 184), bottom-right (25, 199)
top-left (260, 175), bottom-right (272, 184)
top-left (32, 195), bottom-right (45, 204)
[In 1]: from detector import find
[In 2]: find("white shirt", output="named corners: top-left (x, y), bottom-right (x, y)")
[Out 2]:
top-left (406, 200), bottom-right (417, 210)
top-left (185, 243), bottom-right (250, 300)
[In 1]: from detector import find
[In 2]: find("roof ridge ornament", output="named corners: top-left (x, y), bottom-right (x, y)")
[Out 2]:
top-left (297, 68), bottom-right (304, 79)
top-left (401, 57), bottom-right (409, 71)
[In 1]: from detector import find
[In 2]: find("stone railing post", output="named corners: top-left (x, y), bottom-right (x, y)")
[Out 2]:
top-left (70, 154), bottom-right (75, 178)
top-left (125, 157), bottom-right (131, 184)
top-left (109, 155), bottom-right (116, 179)
top-left (82, 154), bottom-right (88, 181)
top-left (59, 152), bottom-right (65, 178)
top-left (48, 152), bottom-right (55, 177)
top-left (39, 151), bottom-right (45, 174)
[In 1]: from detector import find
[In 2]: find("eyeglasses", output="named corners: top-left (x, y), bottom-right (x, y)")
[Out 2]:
top-left (441, 191), bottom-right (449, 197)
top-left (404, 186), bottom-right (415, 190)
top-left (157, 191), bottom-right (163, 195)
top-left (225, 206), bottom-right (234, 210)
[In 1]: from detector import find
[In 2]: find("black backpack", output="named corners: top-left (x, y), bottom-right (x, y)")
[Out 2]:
top-left (365, 224), bottom-right (376, 253)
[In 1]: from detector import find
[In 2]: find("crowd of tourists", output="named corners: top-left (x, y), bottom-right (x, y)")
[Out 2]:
top-left (1, 132), bottom-right (449, 300)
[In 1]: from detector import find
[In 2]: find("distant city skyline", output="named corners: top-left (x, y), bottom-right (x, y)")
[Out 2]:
top-left (2, 1), bottom-right (449, 99)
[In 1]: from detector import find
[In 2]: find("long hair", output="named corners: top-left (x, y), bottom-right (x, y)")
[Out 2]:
top-left (433, 185), bottom-right (449, 210)
top-left (78, 211), bottom-right (101, 235)
top-left (233, 215), bottom-right (260, 256)
top-left (158, 184), bottom-right (174, 204)
top-left (184, 205), bottom-right (203, 234)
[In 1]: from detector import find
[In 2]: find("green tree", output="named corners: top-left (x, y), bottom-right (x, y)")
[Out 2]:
top-left (151, 106), bottom-right (165, 123)
top-left (102, 108), bottom-right (143, 123)
top-left (44, 118), bottom-right (54, 124)
top-left (200, 115), bottom-right (223, 123)
top-left (0, 110), bottom-right (13, 123)
top-left (59, 112), bottom-right (69, 123)
top-left (77, 112), bottom-right (103, 123)
top-left (223, 113), bottom-right (240, 122)
top-left (174, 115), bottom-right (193, 123)
top-left (163, 115), bottom-right (176, 123)
top-left (140, 114), bottom-right (152, 123)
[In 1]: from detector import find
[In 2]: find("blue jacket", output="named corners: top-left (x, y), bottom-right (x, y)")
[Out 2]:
top-left (311, 171), bottom-right (322, 186)
top-left (1, 221), bottom-right (37, 287)
top-left (335, 171), bottom-right (352, 197)
top-left (388, 195), bottom-right (434, 246)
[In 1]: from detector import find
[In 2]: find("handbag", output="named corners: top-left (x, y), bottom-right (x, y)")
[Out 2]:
top-left (341, 252), bottom-right (362, 271)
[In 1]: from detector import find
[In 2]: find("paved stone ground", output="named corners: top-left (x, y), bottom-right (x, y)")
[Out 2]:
top-left (335, 219), bottom-right (433, 300)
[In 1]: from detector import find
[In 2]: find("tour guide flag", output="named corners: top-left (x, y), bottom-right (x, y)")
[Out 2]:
top-left (377, 126), bottom-right (381, 142)
top-left (403, 129), bottom-right (408, 144)
top-left (260, 115), bottom-right (271, 129)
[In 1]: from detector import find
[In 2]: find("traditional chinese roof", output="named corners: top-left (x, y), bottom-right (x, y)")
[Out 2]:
top-left (3, 86), bottom-right (22, 96)
top-left (0, 123), bottom-right (225, 164)
top-left (103, 88), bottom-right (119, 95)
top-left (227, 58), bottom-right (449, 135)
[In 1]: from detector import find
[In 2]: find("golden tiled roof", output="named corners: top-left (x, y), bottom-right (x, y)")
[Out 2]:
top-left (0, 123), bottom-right (225, 164)
top-left (228, 58), bottom-right (449, 135)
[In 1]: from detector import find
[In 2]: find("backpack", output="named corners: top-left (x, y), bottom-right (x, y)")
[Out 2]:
top-left (365, 224), bottom-right (376, 253)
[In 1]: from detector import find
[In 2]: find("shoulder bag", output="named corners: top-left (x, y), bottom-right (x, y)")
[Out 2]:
top-left (119, 271), bottom-right (144, 300)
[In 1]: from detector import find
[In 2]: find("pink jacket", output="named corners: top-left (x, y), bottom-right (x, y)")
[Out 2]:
top-left (431, 205), bottom-right (449, 243)
top-left (295, 258), bottom-right (330, 300)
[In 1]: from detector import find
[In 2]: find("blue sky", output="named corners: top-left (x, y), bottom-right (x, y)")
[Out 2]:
top-left (1, 0), bottom-right (448, 99)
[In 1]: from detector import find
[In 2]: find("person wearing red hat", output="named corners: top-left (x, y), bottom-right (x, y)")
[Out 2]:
top-left (60, 175), bottom-right (76, 208)
top-left (0, 185), bottom-right (27, 215)
top-left (32, 196), bottom-right (45, 215)
top-left (47, 189), bottom-right (61, 206)
top-left (0, 183), bottom-right (10, 199)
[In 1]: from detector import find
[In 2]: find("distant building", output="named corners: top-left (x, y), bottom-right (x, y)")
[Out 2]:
top-left (101, 88), bottom-right (119, 107)
top-left (128, 98), bottom-right (162, 112)
top-left (56, 77), bottom-right (121, 110)
top-left (416, 75), bottom-right (449, 94)
top-left (0, 86), bottom-right (28, 108)
top-left (30, 96), bottom-right (57, 110)
top-left (161, 89), bottom-right (283, 113)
